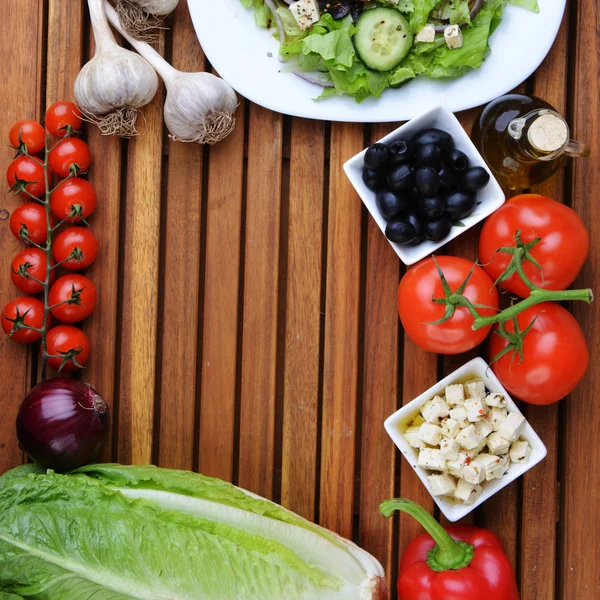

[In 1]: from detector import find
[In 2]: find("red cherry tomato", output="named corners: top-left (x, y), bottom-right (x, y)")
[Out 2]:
top-left (46, 325), bottom-right (90, 372)
top-left (50, 178), bottom-right (97, 223)
top-left (45, 101), bottom-right (83, 137)
top-left (398, 256), bottom-right (499, 355)
top-left (49, 274), bottom-right (97, 323)
top-left (52, 227), bottom-right (99, 270)
top-left (48, 138), bottom-right (91, 177)
top-left (10, 248), bottom-right (55, 294)
top-left (1, 297), bottom-right (45, 343)
top-left (6, 156), bottom-right (46, 198)
top-left (9, 203), bottom-right (54, 245)
top-left (9, 119), bottom-right (46, 154)
top-left (489, 303), bottom-right (589, 405)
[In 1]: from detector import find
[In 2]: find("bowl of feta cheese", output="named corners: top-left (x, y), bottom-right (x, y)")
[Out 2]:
top-left (385, 357), bottom-right (547, 522)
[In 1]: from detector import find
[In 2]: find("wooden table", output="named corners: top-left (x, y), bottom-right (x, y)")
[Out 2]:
top-left (0, 2), bottom-right (598, 598)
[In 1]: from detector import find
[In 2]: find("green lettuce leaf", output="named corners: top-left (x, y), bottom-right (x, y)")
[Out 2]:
top-left (508, 0), bottom-right (539, 12)
top-left (409, 0), bottom-right (442, 32)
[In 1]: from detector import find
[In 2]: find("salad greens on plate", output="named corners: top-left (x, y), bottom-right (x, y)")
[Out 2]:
top-left (240, 0), bottom-right (539, 101)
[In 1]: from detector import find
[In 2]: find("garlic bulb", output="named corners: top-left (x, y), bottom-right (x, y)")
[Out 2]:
top-left (114, 0), bottom-right (179, 42)
top-left (105, 1), bottom-right (238, 145)
top-left (76, 0), bottom-right (159, 137)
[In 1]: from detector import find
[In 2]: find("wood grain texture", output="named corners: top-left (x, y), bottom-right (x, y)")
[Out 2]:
top-left (319, 122), bottom-right (363, 538)
top-left (237, 105), bottom-right (282, 498)
top-left (280, 118), bottom-right (325, 520)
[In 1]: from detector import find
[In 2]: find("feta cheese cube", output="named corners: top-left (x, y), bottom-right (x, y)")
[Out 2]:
top-left (421, 396), bottom-right (449, 423)
top-left (444, 24), bottom-right (464, 50)
top-left (464, 447), bottom-right (480, 460)
top-left (415, 23), bottom-right (436, 44)
top-left (463, 457), bottom-right (485, 485)
top-left (474, 418), bottom-right (493, 439)
top-left (476, 453), bottom-right (507, 481)
top-left (447, 456), bottom-right (466, 479)
top-left (496, 455), bottom-right (511, 478)
top-left (418, 423), bottom-right (443, 446)
top-left (441, 418), bottom-right (460, 439)
top-left (484, 393), bottom-right (506, 408)
top-left (465, 379), bottom-right (486, 399)
top-left (476, 435), bottom-right (488, 453)
top-left (499, 412), bottom-right (526, 442)
top-left (449, 406), bottom-right (469, 428)
top-left (418, 448), bottom-right (447, 472)
top-left (445, 384), bottom-right (465, 407)
top-left (440, 437), bottom-right (459, 461)
top-left (428, 473), bottom-right (456, 496)
top-left (487, 432), bottom-right (511, 455)
top-left (465, 398), bottom-right (487, 422)
top-left (404, 426), bottom-right (426, 449)
top-left (490, 407), bottom-right (508, 432)
top-left (455, 425), bottom-right (483, 451)
top-left (509, 440), bottom-right (531, 463)
top-left (454, 478), bottom-right (483, 505)
top-left (289, 0), bottom-right (320, 32)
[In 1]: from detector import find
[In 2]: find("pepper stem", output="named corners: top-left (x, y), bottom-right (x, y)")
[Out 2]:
top-left (380, 499), bottom-right (474, 571)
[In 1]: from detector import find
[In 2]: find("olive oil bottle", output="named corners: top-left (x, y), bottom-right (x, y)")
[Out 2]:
top-left (471, 94), bottom-right (590, 190)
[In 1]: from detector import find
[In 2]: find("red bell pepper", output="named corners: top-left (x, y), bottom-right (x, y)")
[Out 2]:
top-left (380, 499), bottom-right (519, 600)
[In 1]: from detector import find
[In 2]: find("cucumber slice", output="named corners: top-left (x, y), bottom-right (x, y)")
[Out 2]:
top-left (354, 8), bottom-right (413, 72)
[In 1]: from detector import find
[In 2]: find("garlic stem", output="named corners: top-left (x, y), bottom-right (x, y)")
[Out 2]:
top-left (88, 0), bottom-right (117, 53)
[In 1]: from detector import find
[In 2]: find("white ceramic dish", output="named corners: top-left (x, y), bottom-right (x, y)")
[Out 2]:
top-left (343, 105), bottom-right (505, 265)
top-left (384, 357), bottom-right (547, 522)
top-left (187, 0), bottom-right (566, 123)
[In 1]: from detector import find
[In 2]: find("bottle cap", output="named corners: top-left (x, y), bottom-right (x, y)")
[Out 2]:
top-left (528, 113), bottom-right (568, 153)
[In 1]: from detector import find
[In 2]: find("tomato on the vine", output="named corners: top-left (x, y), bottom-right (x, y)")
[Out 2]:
top-left (10, 248), bottom-right (55, 294)
top-left (45, 101), bottom-right (83, 137)
top-left (6, 155), bottom-right (46, 197)
top-left (9, 120), bottom-right (45, 154)
top-left (49, 274), bottom-right (97, 323)
top-left (50, 177), bottom-right (97, 223)
top-left (479, 194), bottom-right (590, 298)
top-left (46, 325), bottom-right (90, 372)
top-left (52, 227), bottom-right (99, 270)
top-left (48, 138), bottom-right (91, 177)
top-left (398, 256), bottom-right (499, 355)
top-left (9, 203), bottom-right (54, 245)
top-left (489, 303), bottom-right (589, 405)
top-left (1, 297), bottom-right (46, 343)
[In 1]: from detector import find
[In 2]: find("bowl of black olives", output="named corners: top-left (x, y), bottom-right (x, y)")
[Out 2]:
top-left (343, 105), bottom-right (505, 265)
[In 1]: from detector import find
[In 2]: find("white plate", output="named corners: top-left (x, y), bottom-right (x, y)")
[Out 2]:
top-left (187, 0), bottom-right (566, 123)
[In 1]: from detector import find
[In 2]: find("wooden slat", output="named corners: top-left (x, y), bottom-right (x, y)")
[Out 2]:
top-left (156, 3), bottom-right (204, 471)
top-left (237, 105), bottom-right (282, 498)
top-left (561, 1), bottom-right (600, 597)
top-left (198, 101), bottom-right (245, 481)
top-left (0, 1), bottom-right (44, 475)
top-left (319, 122), bottom-right (363, 538)
top-left (280, 118), bottom-right (325, 520)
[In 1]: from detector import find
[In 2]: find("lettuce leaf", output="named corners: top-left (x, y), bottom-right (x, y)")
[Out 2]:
top-left (508, 0), bottom-right (539, 12)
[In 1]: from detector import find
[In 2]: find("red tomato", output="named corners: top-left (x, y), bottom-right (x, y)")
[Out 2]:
top-left (10, 248), bottom-right (55, 293)
top-left (48, 138), bottom-right (91, 177)
top-left (46, 325), bottom-right (90, 372)
top-left (45, 101), bottom-right (83, 136)
top-left (9, 203), bottom-right (54, 244)
top-left (1, 297), bottom-right (45, 343)
top-left (6, 156), bottom-right (46, 198)
top-left (9, 119), bottom-right (46, 154)
top-left (479, 194), bottom-right (590, 298)
top-left (49, 274), bottom-right (97, 323)
top-left (50, 178), bottom-right (97, 223)
top-left (489, 303), bottom-right (589, 405)
top-left (398, 256), bottom-right (499, 355)
top-left (52, 227), bottom-right (99, 270)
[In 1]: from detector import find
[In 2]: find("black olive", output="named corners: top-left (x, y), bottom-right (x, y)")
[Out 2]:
top-left (364, 143), bottom-right (389, 171)
top-left (415, 143), bottom-right (442, 169)
top-left (438, 167), bottom-right (456, 191)
top-left (388, 139), bottom-right (414, 166)
top-left (414, 128), bottom-right (454, 153)
top-left (425, 218), bottom-right (453, 241)
top-left (415, 166), bottom-right (440, 196)
top-left (445, 190), bottom-right (477, 220)
top-left (462, 166), bottom-right (491, 191)
top-left (326, 2), bottom-right (352, 20)
top-left (387, 164), bottom-right (414, 192)
top-left (406, 212), bottom-right (424, 244)
top-left (376, 189), bottom-right (407, 220)
top-left (385, 219), bottom-right (416, 244)
top-left (362, 168), bottom-right (383, 191)
top-left (448, 149), bottom-right (469, 172)
top-left (417, 195), bottom-right (445, 220)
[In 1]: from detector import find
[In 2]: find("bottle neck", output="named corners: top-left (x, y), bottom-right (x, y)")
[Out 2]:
top-left (507, 109), bottom-right (569, 162)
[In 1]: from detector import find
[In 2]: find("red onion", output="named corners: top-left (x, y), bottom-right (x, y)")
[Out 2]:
top-left (16, 377), bottom-right (110, 473)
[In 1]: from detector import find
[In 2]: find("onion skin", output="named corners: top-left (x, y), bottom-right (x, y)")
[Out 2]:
top-left (16, 378), bottom-right (110, 473)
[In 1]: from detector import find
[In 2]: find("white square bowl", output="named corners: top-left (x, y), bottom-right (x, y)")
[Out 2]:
top-left (343, 105), bottom-right (505, 265)
top-left (384, 357), bottom-right (547, 522)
